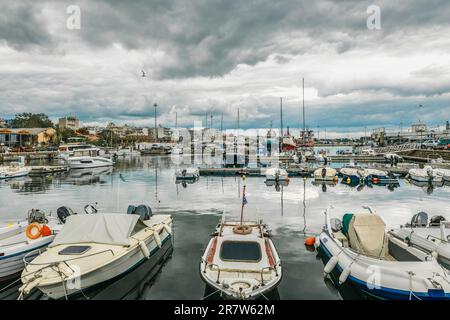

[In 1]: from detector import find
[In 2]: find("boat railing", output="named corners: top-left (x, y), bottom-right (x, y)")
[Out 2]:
top-left (23, 248), bottom-right (115, 267)
top-left (202, 258), bottom-right (279, 286)
top-left (426, 234), bottom-right (449, 243)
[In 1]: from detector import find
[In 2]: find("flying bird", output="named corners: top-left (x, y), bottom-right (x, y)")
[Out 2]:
top-left (141, 70), bottom-right (146, 77)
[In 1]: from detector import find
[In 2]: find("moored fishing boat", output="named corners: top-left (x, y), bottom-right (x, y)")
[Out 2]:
top-left (19, 205), bottom-right (173, 299)
top-left (408, 166), bottom-right (443, 183)
top-left (316, 206), bottom-right (450, 300)
top-left (313, 167), bottom-right (338, 182)
top-left (340, 167), bottom-right (362, 185)
top-left (357, 168), bottom-right (397, 184)
top-left (175, 168), bottom-right (200, 180)
top-left (435, 168), bottom-right (450, 182)
top-left (265, 167), bottom-right (289, 182)
top-left (200, 176), bottom-right (282, 299)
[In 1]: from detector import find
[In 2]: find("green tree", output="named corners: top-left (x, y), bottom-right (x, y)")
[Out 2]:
top-left (54, 127), bottom-right (76, 144)
top-left (9, 113), bottom-right (54, 128)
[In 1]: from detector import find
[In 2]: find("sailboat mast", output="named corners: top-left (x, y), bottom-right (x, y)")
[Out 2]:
top-left (302, 78), bottom-right (305, 144)
top-left (280, 97), bottom-right (283, 152)
top-left (240, 175), bottom-right (247, 225)
top-left (237, 107), bottom-right (240, 131)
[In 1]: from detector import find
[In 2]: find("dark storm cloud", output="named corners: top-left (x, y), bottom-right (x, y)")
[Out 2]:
top-left (2, 0), bottom-right (450, 79)
top-left (1, 0), bottom-right (450, 132)
top-left (0, 2), bottom-right (54, 49)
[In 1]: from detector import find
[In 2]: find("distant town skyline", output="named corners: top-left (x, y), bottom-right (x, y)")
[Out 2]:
top-left (0, 1), bottom-right (449, 136)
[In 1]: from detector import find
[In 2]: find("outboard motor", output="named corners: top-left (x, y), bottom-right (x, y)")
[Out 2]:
top-left (84, 203), bottom-right (98, 214)
top-left (127, 205), bottom-right (137, 215)
top-left (410, 211), bottom-right (428, 227)
top-left (28, 209), bottom-right (48, 224)
top-left (426, 166), bottom-right (434, 183)
top-left (57, 206), bottom-right (75, 224)
top-left (321, 168), bottom-right (327, 179)
top-left (182, 169), bottom-right (187, 177)
top-left (430, 215), bottom-right (446, 227)
top-left (134, 205), bottom-right (152, 221)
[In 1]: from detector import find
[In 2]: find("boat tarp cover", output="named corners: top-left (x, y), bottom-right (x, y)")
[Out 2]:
top-left (348, 214), bottom-right (388, 258)
top-left (342, 213), bottom-right (353, 235)
top-left (49, 213), bottom-right (139, 247)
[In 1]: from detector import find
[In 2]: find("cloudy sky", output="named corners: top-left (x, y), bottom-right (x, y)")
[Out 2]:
top-left (1, 0), bottom-right (449, 137)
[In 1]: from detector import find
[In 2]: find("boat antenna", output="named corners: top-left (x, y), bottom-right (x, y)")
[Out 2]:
top-left (302, 77), bottom-right (305, 145)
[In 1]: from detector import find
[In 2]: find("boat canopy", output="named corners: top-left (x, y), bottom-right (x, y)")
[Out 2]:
top-left (347, 214), bottom-right (388, 258)
top-left (49, 213), bottom-right (139, 247)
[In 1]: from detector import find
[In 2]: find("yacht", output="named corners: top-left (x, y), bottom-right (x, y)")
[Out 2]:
top-left (59, 143), bottom-right (113, 169)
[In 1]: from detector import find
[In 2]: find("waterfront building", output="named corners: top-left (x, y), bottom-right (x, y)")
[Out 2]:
top-left (58, 116), bottom-right (80, 131)
top-left (0, 127), bottom-right (57, 147)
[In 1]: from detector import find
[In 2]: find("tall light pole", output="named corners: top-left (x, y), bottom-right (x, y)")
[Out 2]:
top-left (364, 126), bottom-right (367, 144)
top-left (153, 103), bottom-right (158, 142)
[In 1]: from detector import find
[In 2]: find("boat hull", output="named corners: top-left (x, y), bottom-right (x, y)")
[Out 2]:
top-left (36, 231), bottom-right (173, 299)
top-left (317, 232), bottom-right (450, 300)
top-left (0, 240), bottom-right (53, 281)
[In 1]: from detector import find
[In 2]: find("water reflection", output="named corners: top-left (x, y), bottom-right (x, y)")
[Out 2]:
top-left (1, 156), bottom-right (449, 300)
top-left (409, 179), bottom-right (444, 194)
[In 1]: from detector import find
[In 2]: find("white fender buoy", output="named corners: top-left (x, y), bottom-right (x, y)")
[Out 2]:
top-left (339, 266), bottom-right (351, 284)
top-left (314, 236), bottom-right (320, 248)
top-left (153, 231), bottom-right (162, 248)
top-left (163, 223), bottom-right (172, 235)
top-left (139, 241), bottom-right (150, 259)
top-left (324, 256), bottom-right (338, 275)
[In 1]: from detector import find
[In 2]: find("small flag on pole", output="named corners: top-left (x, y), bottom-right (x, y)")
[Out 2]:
top-left (243, 194), bottom-right (248, 205)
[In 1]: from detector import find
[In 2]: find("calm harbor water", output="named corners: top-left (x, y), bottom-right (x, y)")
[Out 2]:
top-left (1, 154), bottom-right (449, 300)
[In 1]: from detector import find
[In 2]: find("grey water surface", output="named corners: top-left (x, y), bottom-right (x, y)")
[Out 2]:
top-left (1, 155), bottom-right (449, 300)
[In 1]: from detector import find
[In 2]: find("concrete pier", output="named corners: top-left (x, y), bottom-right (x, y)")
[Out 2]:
top-left (0, 151), bottom-right (58, 163)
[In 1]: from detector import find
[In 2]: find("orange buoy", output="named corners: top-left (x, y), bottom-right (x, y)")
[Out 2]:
top-left (373, 177), bottom-right (380, 184)
top-left (304, 237), bottom-right (316, 246)
top-left (26, 223), bottom-right (42, 240)
top-left (41, 224), bottom-right (52, 237)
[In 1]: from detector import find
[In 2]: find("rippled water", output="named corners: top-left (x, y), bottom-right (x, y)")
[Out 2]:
top-left (1, 154), bottom-right (449, 300)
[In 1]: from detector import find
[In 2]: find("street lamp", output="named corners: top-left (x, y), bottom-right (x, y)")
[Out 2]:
top-left (154, 103), bottom-right (158, 142)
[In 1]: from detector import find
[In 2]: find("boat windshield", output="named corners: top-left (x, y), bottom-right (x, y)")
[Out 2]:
top-left (220, 241), bottom-right (261, 262)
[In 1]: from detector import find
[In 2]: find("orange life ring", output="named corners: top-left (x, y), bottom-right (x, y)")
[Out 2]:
top-left (26, 223), bottom-right (42, 240)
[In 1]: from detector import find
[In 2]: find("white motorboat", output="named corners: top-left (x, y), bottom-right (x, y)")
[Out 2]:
top-left (265, 167), bottom-right (289, 181)
top-left (0, 209), bottom-right (66, 281)
top-left (0, 157), bottom-right (31, 180)
top-left (175, 168), bottom-right (199, 180)
top-left (389, 212), bottom-right (450, 269)
top-left (316, 206), bottom-right (450, 300)
top-left (115, 147), bottom-right (140, 157)
top-left (66, 155), bottom-right (114, 169)
top-left (19, 205), bottom-right (173, 299)
top-left (408, 166), bottom-right (443, 182)
top-left (59, 143), bottom-right (113, 169)
top-left (200, 177), bottom-right (282, 299)
top-left (435, 168), bottom-right (450, 182)
top-left (313, 167), bottom-right (338, 182)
